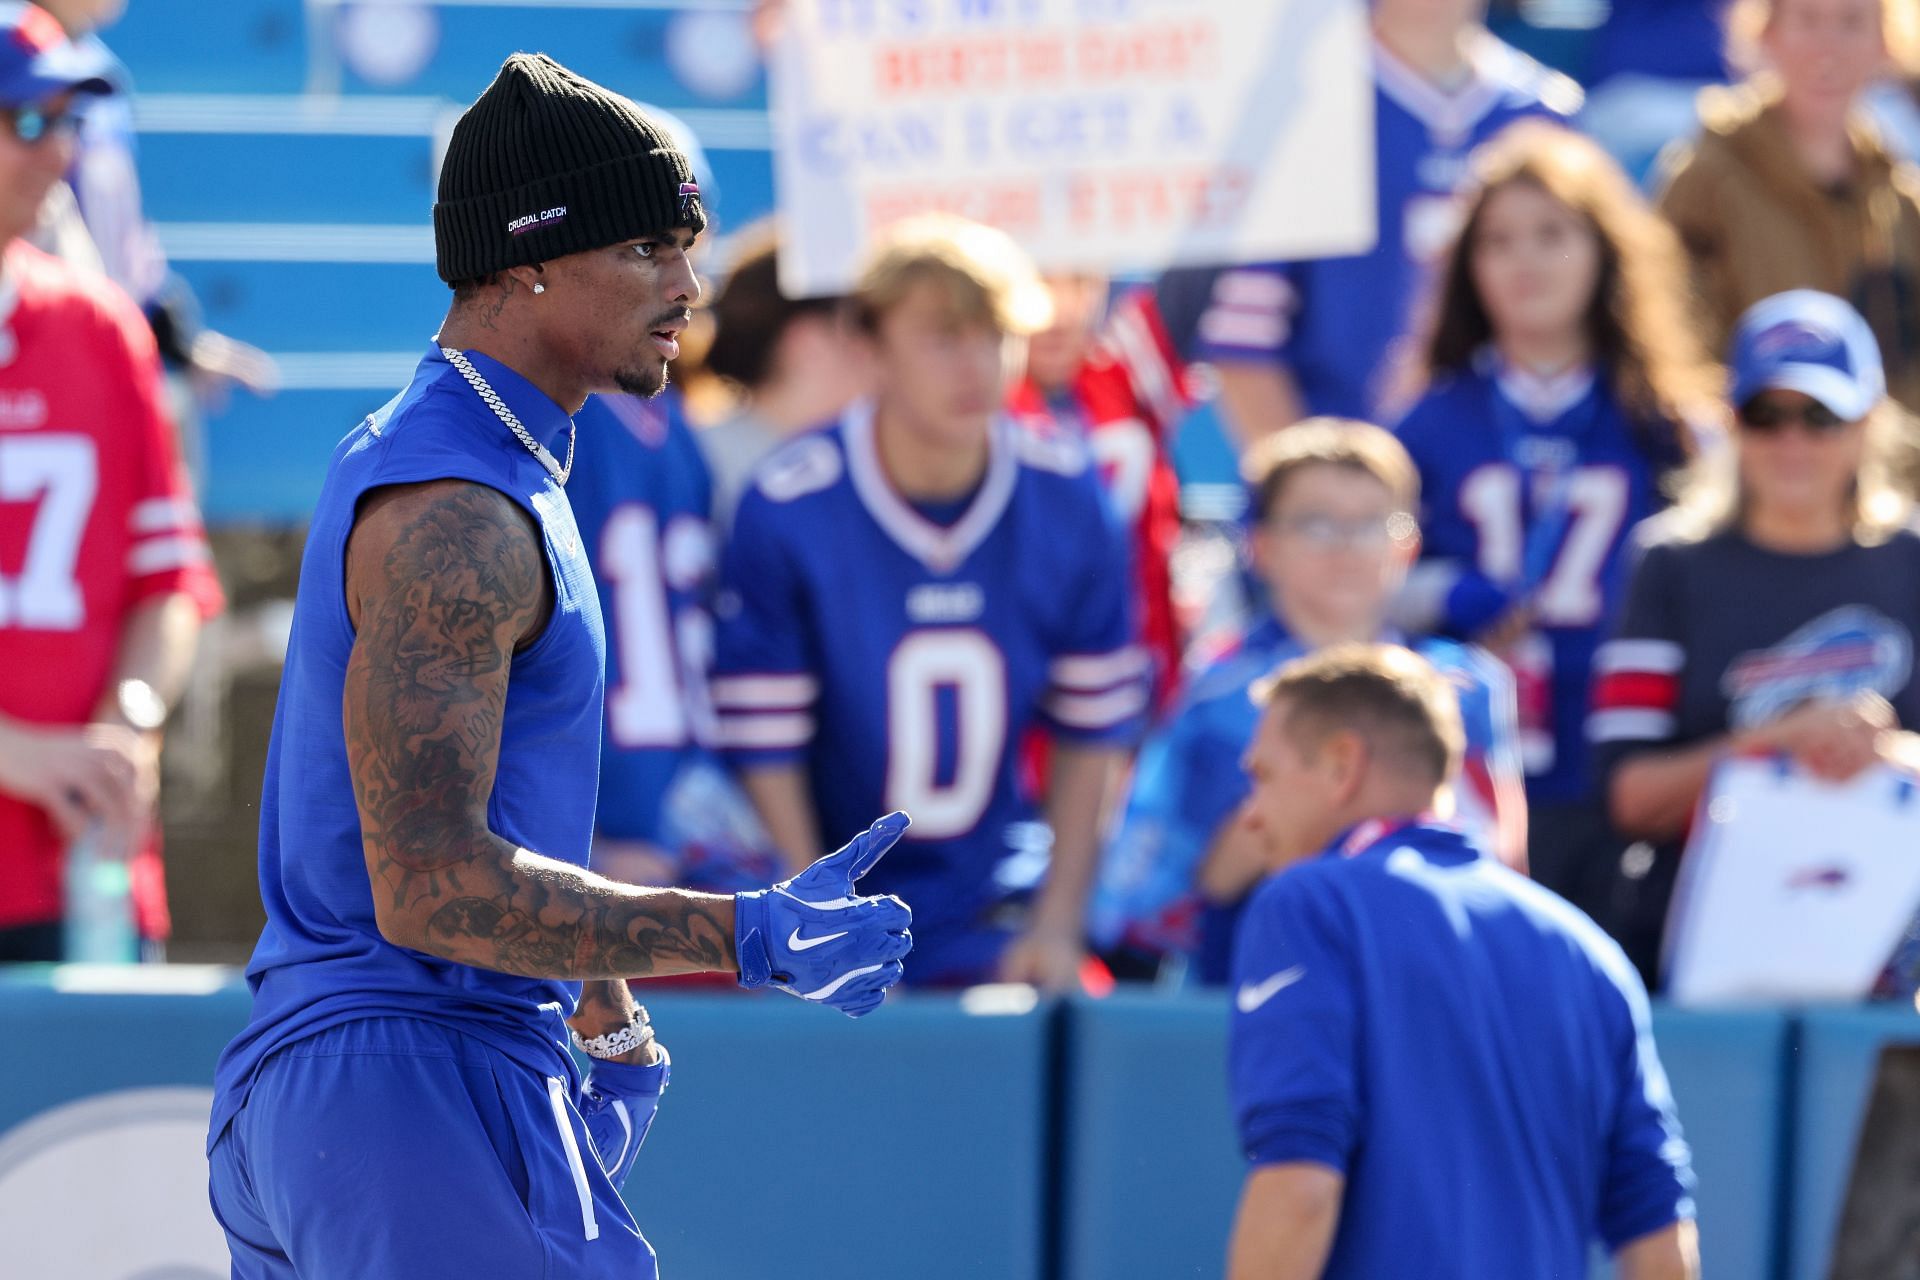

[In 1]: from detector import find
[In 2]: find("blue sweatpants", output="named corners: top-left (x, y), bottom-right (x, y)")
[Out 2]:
top-left (207, 1017), bottom-right (659, 1280)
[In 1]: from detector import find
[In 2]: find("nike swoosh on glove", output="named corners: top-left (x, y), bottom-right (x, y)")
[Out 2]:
top-left (734, 812), bottom-right (915, 1017)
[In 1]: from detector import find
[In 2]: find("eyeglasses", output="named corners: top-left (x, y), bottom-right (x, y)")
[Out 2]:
top-left (1738, 397), bottom-right (1852, 436)
top-left (4, 103), bottom-right (80, 147)
top-left (1273, 511), bottom-right (1418, 551)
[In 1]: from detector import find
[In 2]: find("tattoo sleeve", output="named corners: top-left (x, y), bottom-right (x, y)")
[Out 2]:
top-left (343, 481), bottom-right (736, 980)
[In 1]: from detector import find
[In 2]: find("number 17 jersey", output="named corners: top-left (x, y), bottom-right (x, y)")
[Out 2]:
top-left (712, 402), bottom-right (1148, 939)
top-left (0, 242), bottom-right (223, 935)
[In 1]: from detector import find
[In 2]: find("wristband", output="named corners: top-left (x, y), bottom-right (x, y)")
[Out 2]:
top-left (733, 889), bottom-right (775, 989)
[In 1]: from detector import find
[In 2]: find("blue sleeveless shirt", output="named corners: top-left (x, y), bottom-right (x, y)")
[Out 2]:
top-left (210, 346), bottom-right (606, 1146)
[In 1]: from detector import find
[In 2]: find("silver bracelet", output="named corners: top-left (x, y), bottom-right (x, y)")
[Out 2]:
top-left (570, 1006), bottom-right (656, 1060)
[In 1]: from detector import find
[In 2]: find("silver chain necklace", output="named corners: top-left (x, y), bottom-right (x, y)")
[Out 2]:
top-left (440, 346), bottom-right (574, 485)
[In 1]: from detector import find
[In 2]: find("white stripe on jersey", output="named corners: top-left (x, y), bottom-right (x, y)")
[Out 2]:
top-left (129, 496), bottom-right (201, 534)
top-left (1049, 646), bottom-right (1150, 693)
top-left (1212, 270), bottom-right (1293, 310)
top-left (715, 712), bottom-right (816, 750)
top-left (1589, 707), bottom-right (1677, 744)
top-left (126, 535), bottom-right (211, 576)
top-left (1197, 307), bottom-right (1287, 352)
top-left (710, 673), bottom-right (820, 711)
top-left (1044, 683), bottom-right (1151, 730)
top-left (1594, 638), bottom-right (1685, 676)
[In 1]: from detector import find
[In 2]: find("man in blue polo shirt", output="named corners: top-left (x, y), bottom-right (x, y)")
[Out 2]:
top-left (1227, 643), bottom-right (1697, 1280)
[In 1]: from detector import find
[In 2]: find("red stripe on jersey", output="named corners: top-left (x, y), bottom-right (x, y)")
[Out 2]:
top-left (1592, 670), bottom-right (1679, 713)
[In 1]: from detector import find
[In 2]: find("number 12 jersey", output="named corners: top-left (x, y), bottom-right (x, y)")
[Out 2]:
top-left (713, 402), bottom-right (1148, 942)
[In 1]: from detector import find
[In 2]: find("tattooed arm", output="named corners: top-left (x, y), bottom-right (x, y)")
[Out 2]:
top-left (343, 479), bottom-right (736, 980)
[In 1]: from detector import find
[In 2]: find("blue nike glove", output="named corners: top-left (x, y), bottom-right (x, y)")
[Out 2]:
top-left (734, 811), bottom-right (914, 1017)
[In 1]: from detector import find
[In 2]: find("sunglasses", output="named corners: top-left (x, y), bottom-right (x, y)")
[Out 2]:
top-left (5, 102), bottom-right (80, 146)
top-left (1737, 397), bottom-right (1851, 435)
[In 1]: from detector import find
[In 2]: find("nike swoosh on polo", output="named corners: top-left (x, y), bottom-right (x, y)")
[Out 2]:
top-left (1236, 965), bottom-right (1307, 1014)
top-left (788, 927), bottom-right (849, 952)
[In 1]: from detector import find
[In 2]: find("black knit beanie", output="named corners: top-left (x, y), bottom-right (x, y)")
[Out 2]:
top-left (433, 52), bottom-right (707, 284)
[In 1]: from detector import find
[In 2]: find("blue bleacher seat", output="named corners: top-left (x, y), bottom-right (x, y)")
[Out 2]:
top-left (137, 129), bottom-right (439, 225)
top-left (171, 259), bottom-right (445, 353)
top-left (110, 0), bottom-right (308, 95)
top-left (201, 386), bottom-right (394, 523)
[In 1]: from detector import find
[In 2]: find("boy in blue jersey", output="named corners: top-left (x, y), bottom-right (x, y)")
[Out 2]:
top-left (1093, 419), bottom-right (1525, 982)
top-left (714, 215), bottom-right (1148, 990)
top-left (569, 390), bottom-right (779, 896)
top-left (1196, 0), bottom-right (1579, 440)
top-left (207, 56), bottom-right (912, 1280)
top-left (1226, 644), bottom-right (1697, 1280)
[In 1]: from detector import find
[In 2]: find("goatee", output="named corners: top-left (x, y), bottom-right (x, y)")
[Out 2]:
top-left (615, 361), bottom-right (670, 399)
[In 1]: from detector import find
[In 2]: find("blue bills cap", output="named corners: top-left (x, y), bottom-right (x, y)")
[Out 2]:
top-left (1730, 289), bottom-right (1885, 421)
top-left (0, 3), bottom-right (112, 109)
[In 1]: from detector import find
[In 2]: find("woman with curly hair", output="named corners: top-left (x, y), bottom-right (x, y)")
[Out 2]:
top-left (1390, 120), bottom-right (1720, 919)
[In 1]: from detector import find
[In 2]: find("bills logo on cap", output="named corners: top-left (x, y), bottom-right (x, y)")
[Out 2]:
top-left (678, 181), bottom-right (701, 222)
top-left (12, 5), bottom-right (66, 54)
top-left (1751, 319), bottom-right (1843, 363)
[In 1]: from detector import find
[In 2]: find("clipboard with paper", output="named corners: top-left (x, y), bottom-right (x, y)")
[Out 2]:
top-left (1664, 756), bottom-right (1920, 1005)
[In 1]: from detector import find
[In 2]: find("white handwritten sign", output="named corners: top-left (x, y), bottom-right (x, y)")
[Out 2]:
top-left (768, 0), bottom-right (1377, 297)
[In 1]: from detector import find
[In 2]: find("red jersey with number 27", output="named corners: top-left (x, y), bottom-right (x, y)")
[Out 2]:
top-left (0, 242), bottom-right (223, 934)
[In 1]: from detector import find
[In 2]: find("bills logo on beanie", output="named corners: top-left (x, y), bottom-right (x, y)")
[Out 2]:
top-left (433, 52), bottom-right (708, 285)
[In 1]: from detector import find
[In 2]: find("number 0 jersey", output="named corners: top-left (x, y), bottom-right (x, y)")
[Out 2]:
top-left (713, 402), bottom-right (1148, 938)
top-left (0, 241), bottom-right (222, 935)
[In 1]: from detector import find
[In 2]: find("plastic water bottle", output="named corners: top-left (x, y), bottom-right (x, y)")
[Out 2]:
top-left (63, 823), bottom-right (138, 963)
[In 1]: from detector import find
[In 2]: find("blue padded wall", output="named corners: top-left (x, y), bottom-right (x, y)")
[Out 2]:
top-left (1059, 993), bottom-right (1792, 1280)
top-left (1787, 1006), bottom-right (1920, 1280)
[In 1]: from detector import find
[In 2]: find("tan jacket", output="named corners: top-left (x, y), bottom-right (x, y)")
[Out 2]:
top-left (1657, 85), bottom-right (1920, 415)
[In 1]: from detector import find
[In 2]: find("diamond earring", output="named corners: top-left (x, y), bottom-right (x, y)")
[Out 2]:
top-left (532, 283), bottom-right (545, 295)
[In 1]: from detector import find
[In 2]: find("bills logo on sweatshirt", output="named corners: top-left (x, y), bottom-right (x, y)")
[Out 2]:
top-left (1722, 605), bottom-right (1911, 728)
